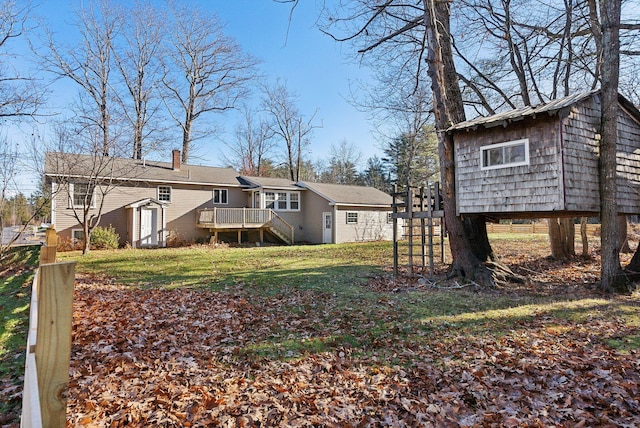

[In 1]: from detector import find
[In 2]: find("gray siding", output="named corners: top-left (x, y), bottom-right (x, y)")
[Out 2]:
top-left (299, 191), bottom-right (332, 243)
top-left (454, 94), bottom-right (640, 217)
top-left (615, 105), bottom-right (640, 214)
top-left (561, 98), bottom-right (601, 212)
top-left (454, 118), bottom-right (563, 215)
top-left (335, 207), bottom-right (393, 244)
top-left (51, 180), bottom-right (246, 245)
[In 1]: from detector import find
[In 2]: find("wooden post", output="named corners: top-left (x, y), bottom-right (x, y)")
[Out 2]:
top-left (407, 188), bottom-right (414, 276)
top-left (40, 226), bottom-right (58, 265)
top-left (392, 185), bottom-right (398, 279)
top-left (36, 262), bottom-right (75, 428)
top-left (420, 186), bottom-right (427, 273)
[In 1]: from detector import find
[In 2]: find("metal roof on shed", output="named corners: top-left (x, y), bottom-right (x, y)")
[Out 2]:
top-left (447, 91), bottom-right (598, 132)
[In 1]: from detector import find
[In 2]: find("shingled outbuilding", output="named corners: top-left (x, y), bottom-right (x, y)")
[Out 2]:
top-left (448, 90), bottom-right (640, 218)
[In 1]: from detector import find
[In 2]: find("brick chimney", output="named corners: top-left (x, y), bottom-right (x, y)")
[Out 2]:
top-left (172, 149), bottom-right (181, 171)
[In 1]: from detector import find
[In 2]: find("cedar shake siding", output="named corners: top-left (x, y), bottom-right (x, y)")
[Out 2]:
top-left (450, 91), bottom-right (640, 218)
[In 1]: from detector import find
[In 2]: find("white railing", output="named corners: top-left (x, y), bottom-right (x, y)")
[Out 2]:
top-left (197, 208), bottom-right (294, 244)
top-left (267, 212), bottom-right (294, 244)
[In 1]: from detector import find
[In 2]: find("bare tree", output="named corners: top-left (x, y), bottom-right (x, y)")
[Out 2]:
top-left (161, 2), bottom-right (258, 164)
top-left (261, 79), bottom-right (320, 181)
top-left (321, 140), bottom-right (362, 185)
top-left (40, 0), bottom-right (122, 157)
top-left (113, 1), bottom-right (166, 160)
top-left (0, 1), bottom-right (45, 119)
top-left (43, 121), bottom-right (135, 255)
top-left (223, 106), bottom-right (276, 176)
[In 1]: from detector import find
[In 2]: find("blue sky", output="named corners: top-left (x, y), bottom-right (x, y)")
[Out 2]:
top-left (18, 0), bottom-right (378, 180)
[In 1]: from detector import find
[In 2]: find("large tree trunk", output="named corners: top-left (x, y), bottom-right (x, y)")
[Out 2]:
top-left (597, 0), bottom-right (628, 293)
top-left (424, 0), bottom-right (513, 286)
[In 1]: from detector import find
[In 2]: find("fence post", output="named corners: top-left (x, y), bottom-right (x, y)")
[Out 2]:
top-left (40, 226), bottom-right (57, 265)
top-left (36, 261), bottom-right (76, 428)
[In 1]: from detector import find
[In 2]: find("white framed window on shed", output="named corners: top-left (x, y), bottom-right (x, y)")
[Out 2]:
top-left (213, 188), bottom-right (228, 204)
top-left (157, 186), bottom-right (172, 202)
top-left (481, 138), bottom-right (530, 171)
top-left (69, 183), bottom-right (96, 208)
top-left (346, 212), bottom-right (358, 224)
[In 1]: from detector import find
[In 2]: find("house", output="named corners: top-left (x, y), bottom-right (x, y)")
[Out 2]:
top-left (44, 150), bottom-right (394, 247)
top-left (447, 90), bottom-right (640, 218)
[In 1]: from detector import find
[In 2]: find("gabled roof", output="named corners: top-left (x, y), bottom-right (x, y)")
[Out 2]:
top-left (125, 198), bottom-right (168, 209)
top-left (299, 181), bottom-right (391, 207)
top-left (44, 152), bottom-right (242, 187)
top-left (239, 176), bottom-right (302, 191)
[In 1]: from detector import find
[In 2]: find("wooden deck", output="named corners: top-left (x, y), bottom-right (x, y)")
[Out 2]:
top-left (196, 208), bottom-right (294, 245)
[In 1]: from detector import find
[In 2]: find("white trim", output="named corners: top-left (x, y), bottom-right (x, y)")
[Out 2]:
top-left (263, 190), bottom-right (301, 212)
top-left (71, 228), bottom-right (84, 242)
top-left (69, 183), bottom-right (96, 209)
top-left (213, 188), bottom-right (229, 204)
top-left (346, 212), bottom-right (359, 224)
top-left (157, 185), bottom-right (172, 203)
top-left (480, 138), bottom-right (530, 171)
top-left (50, 182), bottom-right (57, 225)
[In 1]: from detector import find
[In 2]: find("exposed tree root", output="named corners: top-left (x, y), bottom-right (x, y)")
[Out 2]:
top-left (446, 260), bottom-right (525, 289)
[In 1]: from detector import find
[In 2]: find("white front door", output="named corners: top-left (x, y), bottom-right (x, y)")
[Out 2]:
top-left (140, 208), bottom-right (158, 246)
top-left (322, 212), bottom-right (332, 244)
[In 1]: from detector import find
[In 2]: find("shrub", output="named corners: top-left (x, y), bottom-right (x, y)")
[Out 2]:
top-left (90, 225), bottom-right (120, 250)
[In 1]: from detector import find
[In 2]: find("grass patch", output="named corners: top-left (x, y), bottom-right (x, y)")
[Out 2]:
top-left (0, 245), bottom-right (39, 423)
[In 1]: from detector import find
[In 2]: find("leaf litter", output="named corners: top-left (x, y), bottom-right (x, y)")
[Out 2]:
top-left (67, 239), bottom-right (640, 427)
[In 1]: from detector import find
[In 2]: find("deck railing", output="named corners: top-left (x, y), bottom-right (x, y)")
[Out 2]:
top-left (197, 208), bottom-right (294, 244)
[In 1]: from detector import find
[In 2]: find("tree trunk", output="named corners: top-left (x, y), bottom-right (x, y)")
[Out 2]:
top-left (618, 215), bottom-right (631, 253)
top-left (598, 0), bottom-right (627, 292)
top-left (548, 217), bottom-right (575, 259)
top-left (423, 0), bottom-right (505, 286)
top-left (581, 217), bottom-right (589, 257)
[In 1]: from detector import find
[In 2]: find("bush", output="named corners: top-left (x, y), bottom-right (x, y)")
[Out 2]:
top-left (90, 225), bottom-right (120, 250)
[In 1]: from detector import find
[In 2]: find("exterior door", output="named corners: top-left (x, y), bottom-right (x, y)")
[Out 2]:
top-left (140, 208), bottom-right (158, 246)
top-left (322, 212), bottom-right (332, 244)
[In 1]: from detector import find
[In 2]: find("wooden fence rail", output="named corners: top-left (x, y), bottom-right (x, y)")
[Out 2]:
top-left (485, 222), bottom-right (601, 235)
top-left (21, 227), bottom-right (76, 428)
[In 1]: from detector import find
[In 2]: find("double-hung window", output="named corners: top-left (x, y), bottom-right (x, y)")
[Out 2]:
top-left (157, 186), bottom-right (172, 202)
top-left (213, 189), bottom-right (228, 204)
top-left (70, 183), bottom-right (95, 208)
top-left (264, 191), bottom-right (300, 211)
top-left (346, 212), bottom-right (358, 224)
top-left (481, 139), bottom-right (529, 170)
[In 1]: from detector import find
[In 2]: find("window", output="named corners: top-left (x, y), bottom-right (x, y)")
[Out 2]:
top-left (213, 189), bottom-right (228, 204)
top-left (387, 212), bottom-right (393, 223)
top-left (481, 138), bottom-right (529, 170)
top-left (290, 193), bottom-right (299, 210)
top-left (265, 192), bottom-right (276, 209)
top-left (264, 191), bottom-right (300, 211)
top-left (277, 192), bottom-right (287, 210)
top-left (346, 212), bottom-right (358, 224)
top-left (157, 186), bottom-right (172, 202)
top-left (70, 183), bottom-right (95, 208)
top-left (72, 229), bottom-right (84, 242)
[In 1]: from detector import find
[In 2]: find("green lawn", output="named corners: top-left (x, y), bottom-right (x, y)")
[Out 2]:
top-left (0, 246), bottom-right (39, 424)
